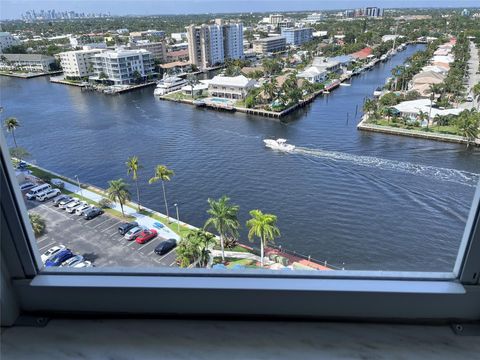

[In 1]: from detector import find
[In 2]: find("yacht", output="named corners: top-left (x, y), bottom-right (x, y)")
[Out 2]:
top-left (154, 76), bottom-right (187, 96)
top-left (263, 139), bottom-right (296, 152)
top-left (373, 87), bottom-right (383, 97)
top-left (380, 54), bottom-right (388, 62)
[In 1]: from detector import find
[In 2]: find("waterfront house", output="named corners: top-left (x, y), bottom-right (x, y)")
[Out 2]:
top-left (297, 66), bottom-right (327, 83)
top-left (312, 57), bottom-right (341, 73)
top-left (409, 71), bottom-right (446, 96)
top-left (207, 75), bottom-right (257, 99)
top-left (181, 82), bottom-right (209, 97)
top-left (166, 49), bottom-right (189, 63)
top-left (0, 54), bottom-right (55, 72)
top-left (393, 99), bottom-right (462, 122)
top-left (351, 47), bottom-right (373, 60)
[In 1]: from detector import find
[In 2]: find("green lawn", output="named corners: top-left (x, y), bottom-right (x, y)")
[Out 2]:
top-left (372, 119), bottom-right (461, 136)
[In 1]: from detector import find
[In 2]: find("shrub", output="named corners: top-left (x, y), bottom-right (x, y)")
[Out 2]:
top-left (29, 213), bottom-right (45, 236)
top-left (98, 198), bottom-right (113, 209)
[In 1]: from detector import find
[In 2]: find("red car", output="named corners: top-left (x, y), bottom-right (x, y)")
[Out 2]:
top-left (135, 229), bottom-right (158, 244)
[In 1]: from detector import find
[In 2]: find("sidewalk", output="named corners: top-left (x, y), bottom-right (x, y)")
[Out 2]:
top-left (61, 180), bottom-right (180, 241)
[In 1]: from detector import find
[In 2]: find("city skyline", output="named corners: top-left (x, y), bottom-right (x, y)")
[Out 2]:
top-left (1, 0), bottom-right (479, 20)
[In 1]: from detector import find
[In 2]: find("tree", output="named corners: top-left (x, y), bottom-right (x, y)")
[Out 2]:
top-left (418, 110), bottom-right (430, 129)
top-left (379, 93), bottom-right (398, 107)
top-left (126, 156), bottom-right (142, 211)
top-left (456, 110), bottom-right (480, 147)
top-left (473, 83), bottom-right (480, 110)
top-left (204, 195), bottom-right (240, 262)
top-left (176, 229), bottom-right (216, 268)
top-left (148, 165), bottom-right (174, 221)
top-left (4, 117), bottom-right (20, 148)
top-left (29, 213), bottom-right (45, 237)
top-left (9, 147), bottom-right (30, 162)
top-left (246, 209), bottom-right (280, 267)
top-left (106, 179), bottom-right (131, 217)
top-left (363, 98), bottom-right (377, 114)
top-left (132, 70), bottom-right (142, 84)
top-left (186, 75), bottom-right (198, 99)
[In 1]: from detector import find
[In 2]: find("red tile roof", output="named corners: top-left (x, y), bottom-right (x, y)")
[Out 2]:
top-left (351, 47), bottom-right (373, 60)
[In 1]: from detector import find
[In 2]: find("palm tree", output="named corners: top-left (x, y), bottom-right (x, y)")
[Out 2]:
top-left (106, 179), bottom-right (131, 217)
top-left (148, 165), bottom-right (174, 221)
top-left (186, 75), bottom-right (198, 99)
top-left (246, 209), bottom-right (280, 267)
top-left (126, 156), bottom-right (142, 211)
top-left (204, 195), bottom-right (240, 262)
top-left (456, 110), bottom-right (479, 148)
top-left (363, 98), bottom-right (376, 115)
top-left (176, 229), bottom-right (216, 268)
top-left (473, 83), bottom-right (480, 110)
top-left (29, 213), bottom-right (45, 237)
top-left (4, 117), bottom-right (20, 148)
top-left (418, 110), bottom-right (429, 129)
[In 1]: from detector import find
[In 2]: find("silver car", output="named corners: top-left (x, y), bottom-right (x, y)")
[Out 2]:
top-left (124, 226), bottom-right (147, 241)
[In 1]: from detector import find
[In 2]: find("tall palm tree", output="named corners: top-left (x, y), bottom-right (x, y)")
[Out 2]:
top-left (176, 229), bottom-right (216, 268)
top-left (106, 179), bottom-right (131, 217)
top-left (204, 195), bottom-right (240, 262)
top-left (186, 75), bottom-right (198, 99)
top-left (418, 110), bottom-right (429, 129)
top-left (4, 117), bottom-right (20, 148)
top-left (126, 156), bottom-right (143, 211)
top-left (246, 209), bottom-right (280, 267)
top-left (148, 165), bottom-right (174, 221)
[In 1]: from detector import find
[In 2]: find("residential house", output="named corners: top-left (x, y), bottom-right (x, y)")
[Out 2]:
top-left (207, 75), bottom-right (257, 99)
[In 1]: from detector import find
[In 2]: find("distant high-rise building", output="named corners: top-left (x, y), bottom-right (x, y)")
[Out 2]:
top-left (186, 21), bottom-right (243, 70)
top-left (0, 32), bottom-right (21, 53)
top-left (364, 7), bottom-right (384, 17)
top-left (281, 28), bottom-right (313, 46)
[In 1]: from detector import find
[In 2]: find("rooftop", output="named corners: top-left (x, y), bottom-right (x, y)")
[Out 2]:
top-left (209, 75), bottom-right (256, 88)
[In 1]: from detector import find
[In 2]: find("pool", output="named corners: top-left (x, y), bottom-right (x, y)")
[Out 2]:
top-left (209, 97), bottom-right (231, 104)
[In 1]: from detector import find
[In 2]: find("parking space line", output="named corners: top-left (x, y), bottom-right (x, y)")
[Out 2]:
top-left (40, 205), bottom-right (70, 220)
top-left (38, 242), bottom-right (56, 252)
top-left (36, 236), bottom-right (50, 244)
top-left (101, 221), bottom-right (122, 233)
top-left (156, 250), bottom-right (175, 263)
top-left (92, 218), bottom-right (111, 229)
top-left (125, 240), bottom-right (138, 247)
top-left (137, 241), bottom-right (155, 251)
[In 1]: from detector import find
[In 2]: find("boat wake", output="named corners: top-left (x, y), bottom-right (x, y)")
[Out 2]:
top-left (294, 147), bottom-right (480, 187)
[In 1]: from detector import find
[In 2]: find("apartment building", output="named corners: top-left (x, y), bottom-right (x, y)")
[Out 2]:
top-left (281, 28), bottom-right (313, 46)
top-left (186, 21), bottom-right (243, 70)
top-left (0, 54), bottom-right (55, 72)
top-left (0, 32), bottom-right (20, 53)
top-left (126, 40), bottom-right (166, 62)
top-left (252, 36), bottom-right (287, 55)
top-left (90, 49), bottom-right (155, 85)
top-left (58, 49), bottom-right (105, 78)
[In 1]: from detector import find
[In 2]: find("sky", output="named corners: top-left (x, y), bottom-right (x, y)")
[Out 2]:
top-left (0, 0), bottom-right (478, 20)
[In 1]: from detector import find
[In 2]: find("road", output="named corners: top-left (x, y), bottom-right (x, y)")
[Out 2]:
top-left (460, 41), bottom-right (479, 110)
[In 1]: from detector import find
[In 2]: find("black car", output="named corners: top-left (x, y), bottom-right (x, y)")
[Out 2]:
top-left (118, 221), bottom-right (139, 235)
top-left (53, 195), bottom-right (71, 206)
top-left (154, 239), bottom-right (177, 256)
top-left (83, 207), bottom-right (104, 220)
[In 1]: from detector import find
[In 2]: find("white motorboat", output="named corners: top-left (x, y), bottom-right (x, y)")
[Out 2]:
top-left (263, 139), bottom-right (296, 152)
top-left (373, 86), bottom-right (383, 97)
top-left (154, 76), bottom-right (187, 96)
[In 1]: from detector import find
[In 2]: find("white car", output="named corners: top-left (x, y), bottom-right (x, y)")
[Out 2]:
top-left (36, 188), bottom-right (61, 202)
top-left (73, 261), bottom-right (93, 268)
top-left (61, 255), bottom-right (84, 267)
top-left (466, 95), bottom-right (474, 102)
top-left (66, 201), bottom-right (87, 214)
top-left (60, 198), bottom-right (79, 210)
top-left (124, 226), bottom-right (148, 241)
top-left (19, 182), bottom-right (35, 191)
top-left (75, 204), bottom-right (91, 215)
top-left (40, 245), bottom-right (66, 263)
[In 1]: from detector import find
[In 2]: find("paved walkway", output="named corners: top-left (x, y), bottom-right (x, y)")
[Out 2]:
top-left (61, 180), bottom-right (180, 241)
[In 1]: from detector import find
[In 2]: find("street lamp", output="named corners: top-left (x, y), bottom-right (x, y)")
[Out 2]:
top-left (173, 203), bottom-right (180, 233)
top-left (74, 175), bottom-right (83, 197)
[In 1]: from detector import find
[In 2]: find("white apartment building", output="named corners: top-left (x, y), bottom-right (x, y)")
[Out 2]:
top-left (90, 49), bottom-right (155, 85)
top-left (223, 23), bottom-right (244, 60)
top-left (0, 32), bottom-right (20, 53)
top-left (58, 49), bottom-right (105, 78)
top-left (0, 54), bottom-right (55, 72)
top-left (186, 21), bottom-right (243, 70)
top-left (126, 40), bottom-right (166, 62)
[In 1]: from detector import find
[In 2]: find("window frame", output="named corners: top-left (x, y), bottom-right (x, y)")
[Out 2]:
top-left (1, 133), bottom-right (479, 321)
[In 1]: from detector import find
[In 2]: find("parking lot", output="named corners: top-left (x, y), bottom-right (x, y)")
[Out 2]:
top-left (27, 198), bottom-right (178, 268)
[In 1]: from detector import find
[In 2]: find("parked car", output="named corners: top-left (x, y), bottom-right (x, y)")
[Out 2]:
top-left (466, 95), bottom-right (474, 102)
top-left (154, 239), bottom-right (177, 255)
top-left (53, 195), bottom-right (71, 206)
top-left (40, 245), bottom-right (66, 263)
top-left (36, 188), bottom-right (61, 202)
top-left (59, 197), bottom-right (79, 209)
top-left (45, 249), bottom-right (74, 267)
top-left (50, 178), bottom-right (65, 188)
top-left (73, 261), bottom-right (93, 268)
top-left (16, 161), bottom-right (28, 170)
top-left (19, 182), bottom-right (35, 191)
top-left (153, 221), bottom-right (164, 229)
top-left (135, 229), bottom-right (158, 244)
top-left (66, 201), bottom-right (87, 213)
top-left (75, 204), bottom-right (91, 216)
top-left (118, 221), bottom-right (139, 235)
top-left (124, 226), bottom-right (148, 241)
top-left (60, 255), bottom-right (84, 267)
top-left (64, 199), bottom-right (82, 211)
top-left (83, 207), bottom-right (104, 220)
top-left (26, 183), bottom-right (51, 200)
